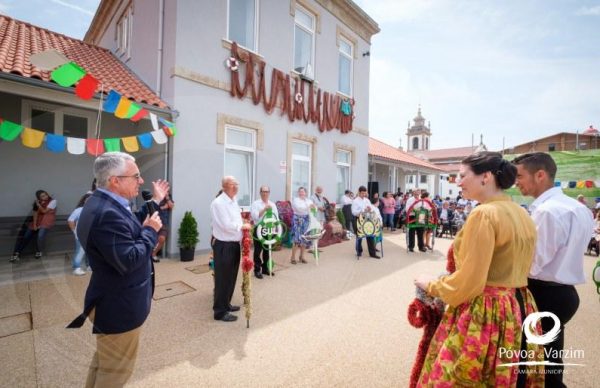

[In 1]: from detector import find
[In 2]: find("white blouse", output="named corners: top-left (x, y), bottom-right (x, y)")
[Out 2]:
top-left (292, 197), bottom-right (313, 216)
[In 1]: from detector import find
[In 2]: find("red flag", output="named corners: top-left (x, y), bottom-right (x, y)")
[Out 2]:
top-left (130, 108), bottom-right (149, 122)
top-left (86, 139), bottom-right (105, 156)
top-left (75, 74), bottom-right (99, 100)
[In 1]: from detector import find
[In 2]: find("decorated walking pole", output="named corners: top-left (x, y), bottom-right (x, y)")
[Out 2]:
top-left (302, 207), bottom-right (325, 265)
top-left (241, 212), bottom-right (253, 328)
top-left (252, 207), bottom-right (285, 277)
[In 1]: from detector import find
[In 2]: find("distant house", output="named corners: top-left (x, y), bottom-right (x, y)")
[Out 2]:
top-left (368, 137), bottom-right (443, 196)
top-left (0, 14), bottom-right (171, 256)
top-left (85, 0), bottom-right (380, 252)
top-left (503, 127), bottom-right (600, 154)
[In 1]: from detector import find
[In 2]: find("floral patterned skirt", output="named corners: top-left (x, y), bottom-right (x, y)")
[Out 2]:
top-left (417, 286), bottom-right (545, 387)
top-left (291, 214), bottom-right (311, 249)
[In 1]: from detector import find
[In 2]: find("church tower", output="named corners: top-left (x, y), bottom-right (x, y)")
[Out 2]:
top-left (406, 105), bottom-right (432, 152)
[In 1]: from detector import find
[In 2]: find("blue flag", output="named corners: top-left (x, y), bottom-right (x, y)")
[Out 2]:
top-left (137, 133), bottom-right (153, 149)
top-left (103, 90), bottom-right (121, 113)
top-left (46, 133), bottom-right (65, 153)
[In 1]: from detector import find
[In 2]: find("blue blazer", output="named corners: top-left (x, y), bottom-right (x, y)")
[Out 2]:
top-left (69, 189), bottom-right (157, 334)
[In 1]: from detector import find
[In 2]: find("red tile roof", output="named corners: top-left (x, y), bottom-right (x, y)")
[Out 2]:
top-left (0, 14), bottom-right (167, 108)
top-left (415, 146), bottom-right (476, 161)
top-left (369, 138), bottom-right (443, 172)
top-left (435, 163), bottom-right (461, 173)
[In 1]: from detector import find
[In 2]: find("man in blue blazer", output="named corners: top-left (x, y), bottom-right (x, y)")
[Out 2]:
top-left (68, 152), bottom-right (168, 387)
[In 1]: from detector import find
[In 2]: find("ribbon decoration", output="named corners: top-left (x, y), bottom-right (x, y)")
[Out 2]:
top-left (0, 117), bottom-right (175, 156)
top-left (301, 207), bottom-right (325, 264)
top-left (252, 207), bottom-right (286, 276)
top-left (355, 210), bottom-right (383, 259)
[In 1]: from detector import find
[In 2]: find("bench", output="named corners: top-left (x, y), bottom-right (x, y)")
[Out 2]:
top-left (0, 215), bottom-right (74, 257)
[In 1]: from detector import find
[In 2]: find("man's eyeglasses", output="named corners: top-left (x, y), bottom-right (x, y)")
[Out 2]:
top-left (116, 173), bottom-right (142, 181)
top-left (260, 191), bottom-right (270, 193)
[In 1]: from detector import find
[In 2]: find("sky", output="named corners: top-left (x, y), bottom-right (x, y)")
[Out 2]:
top-left (1, 0), bottom-right (599, 151)
top-left (354, 0), bottom-right (600, 150)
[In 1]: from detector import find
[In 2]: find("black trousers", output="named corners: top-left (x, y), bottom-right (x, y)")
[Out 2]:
top-left (213, 240), bottom-right (241, 319)
top-left (408, 227), bottom-right (425, 250)
top-left (528, 278), bottom-right (580, 388)
top-left (342, 205), bottom-right (353, 232)
top-left (253, 229), bottom-right (270, 273)
top-left (352, 216), bottom-right (377, 256)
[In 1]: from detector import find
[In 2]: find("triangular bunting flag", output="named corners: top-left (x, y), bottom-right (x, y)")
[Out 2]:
top-left (103, 90), bottom-right (121, 113)
top-left (46, 133), bottom-right (65, 153)
top-left (51, 62), bottom-right (86, 87)
top-left (104, 138), bottom-right (121, 152)
top-left (158, 117), bottom-right (175, 128)
top-left (137, 133), bottom-right (153, 149)
top-left (29, 49), bottom-right (70, 71)
top-left (124, 103), bottom-right (141, 119)
top-left (0, 119), bottom-right (24, 141)
top-left (67, 137), bottom-right (86, 155)
top-left (21, 128), bottom-right (46, 148)
top-left (122, 136), bottom-right (139, 152)
top-left (151, 130), bottom-right (168, 144)
top-left (115, 97), bottom-right (133, 119)
top-left (130, 108), bottom-right (148, 122)
top-left (86, 139), bottom-right (105, 156)
top-left (75, 74), bottom-right (99, 100)
top-left (149, 113), bottom-right (159, 130)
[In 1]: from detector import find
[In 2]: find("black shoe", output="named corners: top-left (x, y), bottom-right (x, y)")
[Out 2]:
top-left (215, 313), bottom-right (238, 322)
top-left (34, 252), bottom-right (42, 259)
top-left (370, 255), bottom-right (381, 259)
top-left (408, 249), bottom-right (414, 252)
top-left (262, 269), bottom-right (274, 276)
top-left (228, 305), bottom-right (241, 312)
top-left (356, 251), bottom-right (363, 257)
top-left (419, 248), bottom-right (427, 252)
top-left (254, 271), bottom-right (263, 279)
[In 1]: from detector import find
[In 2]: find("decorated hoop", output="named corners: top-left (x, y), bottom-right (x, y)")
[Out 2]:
top-left (356, 211), bottom-right (381, 238)
top-left (294, 92), bottom-right (303, 104)
top-left (252, 208), bottom-right (286, 249)
top-left (225, 56), bottom-right (239, 71)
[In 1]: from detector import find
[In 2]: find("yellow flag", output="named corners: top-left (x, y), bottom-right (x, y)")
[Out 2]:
top-left (122, 136), bottom-right (139, 152)
top-left (21, 127), bottom-right (45, 148)
top-left (114, 97), bottom-right (132, 119)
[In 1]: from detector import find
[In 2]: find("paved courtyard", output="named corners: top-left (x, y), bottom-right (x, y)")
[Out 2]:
top-left (0, 232), bottom-right (598, 387)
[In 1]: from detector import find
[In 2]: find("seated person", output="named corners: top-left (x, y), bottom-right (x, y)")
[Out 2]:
top-left (11, 190), bottom-right (57, 262)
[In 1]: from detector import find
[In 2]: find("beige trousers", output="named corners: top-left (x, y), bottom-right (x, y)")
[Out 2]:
top-left (85, 309), bottom-right (142, 388)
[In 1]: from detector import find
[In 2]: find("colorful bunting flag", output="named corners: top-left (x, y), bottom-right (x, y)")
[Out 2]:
top-left (150, 112), bottom-right (159, 130)
top-left (75, 74), bottom-right (99, 100)
top-left (46, 134), bottom-right (65, 153)
top-left (21, 128), bottom-right (45, 148)
top-left (67, 137), bottom-right (86, 155)
top-left (151, 130), bottom-right (168, 144)
top-left (162, 125), bottom-right (177, 136)
top-left (131, 108), bottom-right (149, 122)
top-left (103, 90), bottom-right (121, 113)
top-left (138, 133), bottom-right (153, 149)
top-left (86, 139), bottom-right (105, 156)
top-left (104, 138), bottom-right (121, 152)
top-left (122, 136), bottom-right (139, 152)
top-left (0, 119), bottom-right (23, 141)
top-left (115, 97), bottom-right (133, 119)
top-left (51, 62), bottom-right (86, 87)
top-left (29, 49), bottom-right (70, 71)
top-left (124, 103), bottom-right (141, 119)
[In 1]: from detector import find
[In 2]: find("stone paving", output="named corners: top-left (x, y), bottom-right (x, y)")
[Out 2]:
top-left (0, 232), bottom-right (598, 387)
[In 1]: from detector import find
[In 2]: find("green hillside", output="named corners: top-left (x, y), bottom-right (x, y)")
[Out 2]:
top-left (503, 150), bottom-right (600, 206)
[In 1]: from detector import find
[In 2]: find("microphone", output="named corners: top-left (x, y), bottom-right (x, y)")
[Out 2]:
top-left (141, 190), bottom-right (159, 216)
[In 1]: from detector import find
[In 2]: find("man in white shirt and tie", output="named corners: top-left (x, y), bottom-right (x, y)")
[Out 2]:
top-left (210, 176), bottom-right (252, 322)
top-left (351, 186), bottom-right (379, 258)
top-left (513, 152), bottom-right (594, 387)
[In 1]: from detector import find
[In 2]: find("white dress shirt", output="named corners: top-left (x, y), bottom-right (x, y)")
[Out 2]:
top-left (210, 192), bottom-right (243, 242)
top-left (341, 195), bottom-right (353, 206)
top-left (529, 187), bottom-right (595, 284)
top-left (250, 199), bottom-right (279, 223)
top-left (292, 197), bottom-right (313, 216)
top-left (351, 197), bottom-right (372, 216)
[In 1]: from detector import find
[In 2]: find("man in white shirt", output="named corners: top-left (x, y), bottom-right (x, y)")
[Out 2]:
top-left (514, 152), bottom-right (594, 386)
top-left (210, 176), bottom-right (252, 322)
top-left (405, 189), bottom-right (426, 252)
top-left (341, 190), bottom-right (354, 232)
top-left (351, 186), bottom-right (379, 258)
top-left (250, 185), bottom-right (279, 279)
top-left (310, 186), bottom-right (327, 223)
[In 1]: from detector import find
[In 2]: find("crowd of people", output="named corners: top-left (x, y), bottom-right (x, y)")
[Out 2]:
top-left (6, 150), bottom-right (597, 386)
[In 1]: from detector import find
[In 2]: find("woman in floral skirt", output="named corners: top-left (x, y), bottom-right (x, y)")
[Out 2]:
top-left (414, 151), bottom-right (544, 387)
top-left (289, 187), bottom-right (315, 264)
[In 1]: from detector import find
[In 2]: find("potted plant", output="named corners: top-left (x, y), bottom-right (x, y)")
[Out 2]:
top-left (178, 211), bottom-right (199, 262)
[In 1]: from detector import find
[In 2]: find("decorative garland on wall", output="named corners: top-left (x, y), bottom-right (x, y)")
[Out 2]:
top-left (228, 42), bottom-right (355, 133)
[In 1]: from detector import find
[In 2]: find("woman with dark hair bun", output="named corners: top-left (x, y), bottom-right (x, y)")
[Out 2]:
top-left (414, 151), bottom-right (544, 386)
top-left (11, 190), bottom-right (57, 261)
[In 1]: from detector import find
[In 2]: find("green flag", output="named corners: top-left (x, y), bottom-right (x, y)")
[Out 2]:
top-left (104, 138), bottom-right (121, 152)
top-left (51, 62), bottom-right (86, 87)
top-left (0, 120), bottom-right (23, 141)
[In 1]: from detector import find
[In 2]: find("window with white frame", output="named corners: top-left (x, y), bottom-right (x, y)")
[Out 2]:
top-left (420, 174), bottom-right (428, 184)
top-left (336, 150), bottom-right (351, 203)
top-left (116, 5), bottom-right (132, 57)
top-left (22, 100), bottom-right (95, 138)
top-left (291, 141), bottom-right (312, 198)
top-left (293, 5), bottom-right (315, 76)
top-left (407, 175), bottom-right (414, 184)
top-left (224, 126), bottom-right (256, 208)
top-left (338, 37), bottom-right (353, 96)
top-left (228, 0), bottom-right (258, 51)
